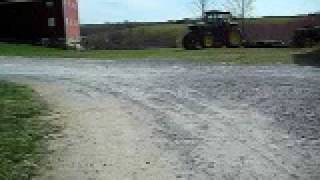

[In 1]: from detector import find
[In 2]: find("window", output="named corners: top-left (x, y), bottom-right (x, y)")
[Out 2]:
top-left (46, 1), bottom-right (54, 7)
top-left (65, 18), bottom-right (69, 25)
top-left (48, 18), bottom-right (56, 27)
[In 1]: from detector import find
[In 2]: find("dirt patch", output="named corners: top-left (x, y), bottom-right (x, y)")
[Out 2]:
top-left (21, 81), bottom-right (177, 180)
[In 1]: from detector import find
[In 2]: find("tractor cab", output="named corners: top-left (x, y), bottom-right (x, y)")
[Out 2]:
top-left (204, 10), bottom-right (232, 25)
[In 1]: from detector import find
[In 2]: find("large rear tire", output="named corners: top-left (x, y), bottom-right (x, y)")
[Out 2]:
top-left (183, 33), bottom-right (202, 50)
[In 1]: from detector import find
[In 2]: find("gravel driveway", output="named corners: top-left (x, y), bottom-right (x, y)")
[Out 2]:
top-left (0, 57), bottom-right (320, 180)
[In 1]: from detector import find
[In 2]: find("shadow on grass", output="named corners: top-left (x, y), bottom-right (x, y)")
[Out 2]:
top-left (293, 49), bottom-right (320, 67)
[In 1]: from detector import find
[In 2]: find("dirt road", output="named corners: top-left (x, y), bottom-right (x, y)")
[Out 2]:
top-left (0, 57), bottom-right (320, 180)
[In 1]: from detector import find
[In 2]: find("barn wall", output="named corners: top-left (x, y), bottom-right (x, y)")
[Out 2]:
top-left (0, 0), bottom-right (80, 48)
top-left (63, 0), bottom-right (80, 46)
top-left (44, 0), bottom-right (66, 40)
top-left (0, 2), bottom-right (45, 41)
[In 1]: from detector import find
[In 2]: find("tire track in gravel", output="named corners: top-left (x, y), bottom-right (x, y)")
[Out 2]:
top-left (62, 72), bottom-right (310, 179)
top-left (94, 81), bottom-right (301, 179)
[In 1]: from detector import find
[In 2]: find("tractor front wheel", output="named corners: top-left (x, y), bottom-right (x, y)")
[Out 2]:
top-left (183, 33), bottom-right (202, 50)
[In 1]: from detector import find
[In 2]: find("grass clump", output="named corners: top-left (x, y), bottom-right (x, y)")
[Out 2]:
top-left (0, 81), bottom-right (49, 180)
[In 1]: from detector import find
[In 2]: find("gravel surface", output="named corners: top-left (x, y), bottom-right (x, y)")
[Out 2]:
top-left (1, 57), bottom-right (320, 179)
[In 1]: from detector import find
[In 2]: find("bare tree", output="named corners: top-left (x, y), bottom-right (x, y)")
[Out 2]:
top-left (224, 0), bottom-right (255, 18)
top-left (224, 0), bottom-right (255, 36)
top-left (192, 0), bottom-right (215, 19)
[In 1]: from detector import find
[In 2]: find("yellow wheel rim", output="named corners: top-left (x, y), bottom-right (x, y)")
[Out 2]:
top-left (204, 36), bottom-right (213, 47)
top-left (230, 32), bottom-right (241, 45)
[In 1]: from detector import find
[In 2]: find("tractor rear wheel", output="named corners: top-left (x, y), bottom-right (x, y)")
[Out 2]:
top-left (183, 33), bottom-right (202, 50)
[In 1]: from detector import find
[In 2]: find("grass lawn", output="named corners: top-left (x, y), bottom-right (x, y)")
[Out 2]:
top-left (0, 42), bottom-right (309, 64)
top-left (0, 81), bottom-right (49, 180)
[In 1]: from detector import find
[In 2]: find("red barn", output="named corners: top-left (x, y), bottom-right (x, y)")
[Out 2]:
top-left (0, 0), bottom-right (80, 48)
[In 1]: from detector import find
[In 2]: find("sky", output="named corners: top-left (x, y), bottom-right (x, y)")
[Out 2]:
top-left (79, 0), bottom-right (320, 24)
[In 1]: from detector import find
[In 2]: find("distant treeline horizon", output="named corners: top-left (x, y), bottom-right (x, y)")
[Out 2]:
top-left (80, 12), bottom-right (320, 26)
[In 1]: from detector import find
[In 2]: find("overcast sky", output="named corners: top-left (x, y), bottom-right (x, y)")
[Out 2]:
top-left (79, 0), bottom-right (320, 24)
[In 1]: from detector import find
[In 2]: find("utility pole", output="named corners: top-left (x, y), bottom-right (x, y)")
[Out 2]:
top-left (202, 0), bottom-right (205, 20)
top-left (241, 0), bottom-right (245, 38)
top-left (193, 0), bottom-right (212, 21)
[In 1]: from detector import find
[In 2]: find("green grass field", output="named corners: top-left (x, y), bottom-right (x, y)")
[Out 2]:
top-left (131, 24), bottom-right (187, 39)
top-left (0, 81), bottom-right (49, 180)
top-left (0, 43), bottom-right (310, 64)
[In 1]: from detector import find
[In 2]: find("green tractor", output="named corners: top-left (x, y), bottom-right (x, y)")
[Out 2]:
top-left (183, 10), bottom-right (242, 50)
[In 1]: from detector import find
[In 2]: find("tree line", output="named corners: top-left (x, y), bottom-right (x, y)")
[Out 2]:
top-left (193, 0), bottom-right (256, 19)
